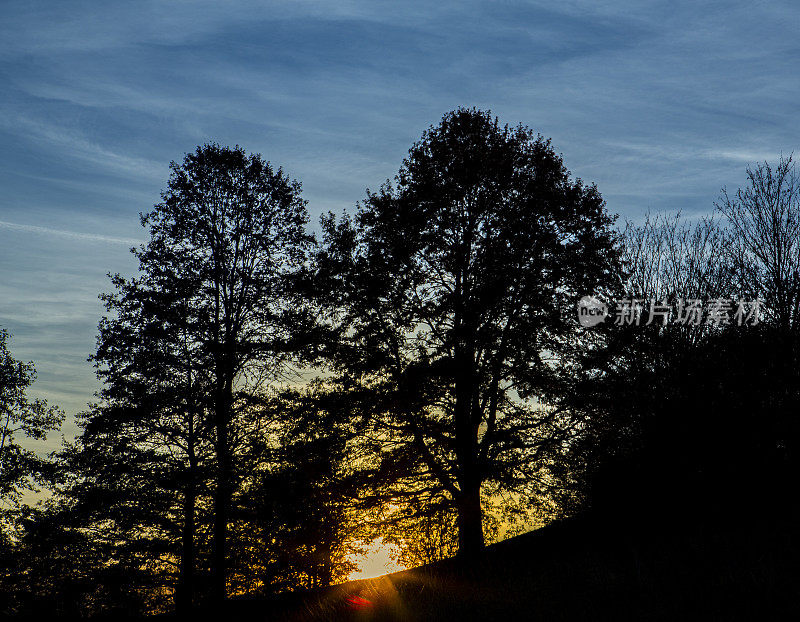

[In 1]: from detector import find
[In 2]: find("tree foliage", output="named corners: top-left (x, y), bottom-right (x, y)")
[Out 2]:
top-left (0, 328), bottom-right (63, 510)
top-left (56, 143), bottom-right (315, 613)
top-left (10, 130), bottom-right (800, 618)
top-left (316, 108), bottom-right (621, 555)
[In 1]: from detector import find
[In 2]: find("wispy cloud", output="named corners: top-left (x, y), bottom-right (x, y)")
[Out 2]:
top-left (1, 0), bottom-right (799, 431)
top-left (710, 149), bottom-right (791, 164)
top-left (0, 220), bottom-right (142, 246)
top-left (0, 113), bottom-right (165, 180)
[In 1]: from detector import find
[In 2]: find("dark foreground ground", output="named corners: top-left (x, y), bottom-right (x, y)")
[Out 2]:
top-left (215, 513), bottom-right (800, 621)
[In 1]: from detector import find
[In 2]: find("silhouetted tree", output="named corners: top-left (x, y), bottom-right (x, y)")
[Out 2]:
top-left (231, 384), bottom-right (359, 593)
top-left (382, 499), bottom-right (459, 568)
top-left (718, 155), bottom-right (800, 332)
top-left (86, 249), bottom-right (218, 613)
top-left (568, 207), bottom-right (800, 524)
top-left (316, 108), bottom-right (621, 556)
top-left (60, 144), bottom-right (314, 614)
top-left (0, 328), bottom-right (63, 514)
top-left (5, 492), bottom-right (160, 617)
top-left (0, 329), bottom-right (64, 614)
top-left (48, 402), bottom-right (202, 615)
top-left (136, 143), bottom-right (314, 607)
top-left (622, 211), bottom-right (730, 304)
top-left (716, 156), bottom-right (800, 504)
top-left (565, 214), bottom-right (731, 514)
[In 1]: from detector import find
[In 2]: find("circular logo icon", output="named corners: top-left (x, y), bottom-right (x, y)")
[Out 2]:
top-left (577, 295), bottom-right (608, 327)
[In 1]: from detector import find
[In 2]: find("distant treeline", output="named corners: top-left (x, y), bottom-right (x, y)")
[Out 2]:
top-left (1, 108), bottom-right (799, 617)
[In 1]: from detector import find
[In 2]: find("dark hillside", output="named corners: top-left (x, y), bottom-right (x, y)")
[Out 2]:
top-left (216, 513), bottom-right (800, 621)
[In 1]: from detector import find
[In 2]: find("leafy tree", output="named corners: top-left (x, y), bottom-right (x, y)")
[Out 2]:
top-left (0, 329), bottom-right (63, 614)
top-left (0, 328), bottom-right (63, 512)
top-left (4, 501), bottom-right (157, 617)
top-left (382, 501), bottom-right (459, 568)
top-left (230, 384), bottom-right (359, 593)
top-left (86, 250), bottom-right (218, 613)
top-left (136, 143), bottom-right (313, 606)
top-left (48, 405), bottom-right (198, 616)
top-left (316, 108), bottom-right (620, 556)
top-left (64, 143), bottom-right (314, 613)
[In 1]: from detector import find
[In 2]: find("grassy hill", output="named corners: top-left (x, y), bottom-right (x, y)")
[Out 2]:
top-left (220, 512), bottom-right (800, 621)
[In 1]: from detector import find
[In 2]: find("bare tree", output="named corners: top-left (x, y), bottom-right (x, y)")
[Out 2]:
top-left (716, 155), bottom-right (800, 331)
top-left (622, 211), bottom-right (730, 305)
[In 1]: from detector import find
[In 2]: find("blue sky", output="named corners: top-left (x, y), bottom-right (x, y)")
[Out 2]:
top-left (1, 0), bottom-right (799, 444)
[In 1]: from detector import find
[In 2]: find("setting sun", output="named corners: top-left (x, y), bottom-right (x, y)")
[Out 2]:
top-left (347, 539), bottom-right (405, 581)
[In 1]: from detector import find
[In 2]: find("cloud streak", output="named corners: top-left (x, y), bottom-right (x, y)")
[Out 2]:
top-left (1, 0), bottom-right (799, 433)
top-left (0, 220), bottom-right (142, 246)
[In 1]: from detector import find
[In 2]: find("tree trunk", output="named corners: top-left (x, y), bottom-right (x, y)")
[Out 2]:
top-left (456, 484), bottom-right (484, 557)
top-left (454, 334), bottom-right (484, 557)
top-left (175, 479), bottom-right (196, 614)
top-left (212, 434), bottom-right (228, 608)
top-left (211, 383), bottom-right (231, 609)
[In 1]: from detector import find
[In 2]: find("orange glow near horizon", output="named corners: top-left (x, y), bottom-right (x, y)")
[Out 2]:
top-left (347, 539), bottom-right (405, 581)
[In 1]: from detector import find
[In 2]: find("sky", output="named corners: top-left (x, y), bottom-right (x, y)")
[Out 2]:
top-left (1, 0), bottom-right (799, 447)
